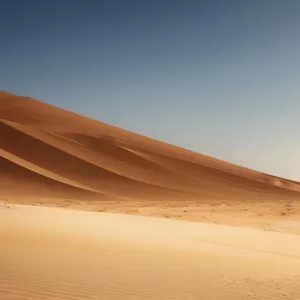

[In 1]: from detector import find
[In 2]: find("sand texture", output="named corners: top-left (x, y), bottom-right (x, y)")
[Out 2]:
top-left (1, 205), bottom-right (300, 300)
top-left (2, 91), bottom-right (300, 299)
top-left (1, 90), bottom-right (300, 231)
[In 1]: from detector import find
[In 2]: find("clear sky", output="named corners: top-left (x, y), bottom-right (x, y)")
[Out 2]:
top-left (1, 1), bottom-right (300, 180)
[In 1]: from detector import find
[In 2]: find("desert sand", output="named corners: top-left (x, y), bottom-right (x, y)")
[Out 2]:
top-left (1, 91), bottom-right (300, 299)
top-left (1, 205), bottom-right (300, 300)
top-left (1, 90), bottom-right (300, 231)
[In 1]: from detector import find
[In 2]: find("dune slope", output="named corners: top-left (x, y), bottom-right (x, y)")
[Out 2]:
top-left (1, 90), bottom-right (300, 223)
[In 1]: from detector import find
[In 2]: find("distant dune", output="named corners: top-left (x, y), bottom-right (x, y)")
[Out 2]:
top-left (1, 90), bottom-right (300, 200)
top-left (1, 90), bottom-right (300, 228)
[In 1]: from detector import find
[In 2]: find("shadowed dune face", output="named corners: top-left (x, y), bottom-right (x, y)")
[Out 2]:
top-left (1, 90), bottom-right (300, 208)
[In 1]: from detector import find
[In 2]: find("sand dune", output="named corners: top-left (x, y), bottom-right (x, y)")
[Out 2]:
top-left (2, 91), bottom-right (300, 299)
top-left (1, 205), bottom-right (300, 300)
top-left (1, 90), bottom-right (300, 227)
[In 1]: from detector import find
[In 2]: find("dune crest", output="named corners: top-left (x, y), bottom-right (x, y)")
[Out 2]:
top-left (1, 91), bottom-right (300, 228)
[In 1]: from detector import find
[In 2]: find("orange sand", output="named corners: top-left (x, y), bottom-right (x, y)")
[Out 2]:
top-left (2, 91), bottom-right (300, 299)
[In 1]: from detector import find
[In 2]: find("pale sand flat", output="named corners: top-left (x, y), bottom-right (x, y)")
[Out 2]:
top-left (1, 205), bottom-right (300, 300)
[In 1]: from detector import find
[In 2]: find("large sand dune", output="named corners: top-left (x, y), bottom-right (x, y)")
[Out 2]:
top-left (1, 205), bottom-right (300, 300)
top-left (1, 91), bottom-right (300, 299)
top-left (1, 90), bottom-right (300, 228)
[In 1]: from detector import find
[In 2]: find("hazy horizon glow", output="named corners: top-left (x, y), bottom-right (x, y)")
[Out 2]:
top-left (1, 1), bottom-right (300, 180)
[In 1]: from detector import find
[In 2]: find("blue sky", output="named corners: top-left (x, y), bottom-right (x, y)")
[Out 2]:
top-left (1, 1), bottom-right (300, 180)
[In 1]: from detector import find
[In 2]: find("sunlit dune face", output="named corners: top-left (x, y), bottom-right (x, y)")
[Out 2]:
top-left (1, 92), bottom-right (299, 209)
